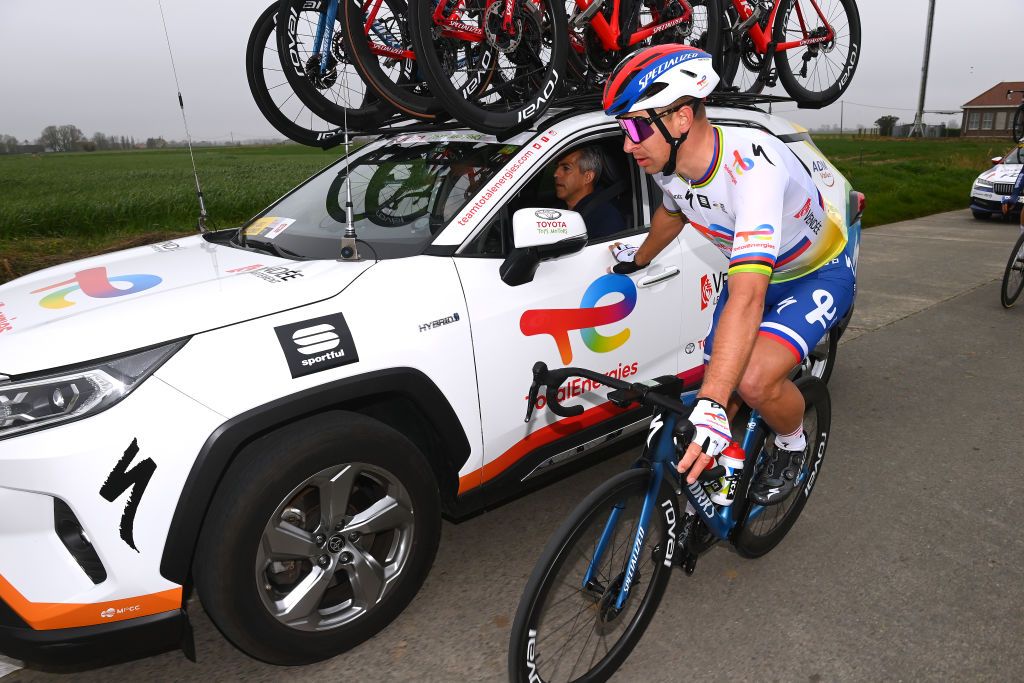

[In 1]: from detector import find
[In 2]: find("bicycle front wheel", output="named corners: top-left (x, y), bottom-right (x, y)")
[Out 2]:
top-left (733, 375), bottom-right (831, 558)
top-left (1013, 106), bottom-right (1024, 142)
top-left (772, 0), bottom-right (861, 108)
top-left (1000, 231), bottom-right (1024, 308)
top-left (509, 469), bottom-right (678, 683)
top-left (409, 0), bottom-right (568, 134)
top-left (247, 3), bottom-right (346, 146)
top-left (275, 0), bottom-right (393, 129)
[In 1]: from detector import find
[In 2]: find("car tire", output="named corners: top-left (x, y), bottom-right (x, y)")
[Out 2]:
top-left (194, 411), bottom-right (442, 665)
top-left (972, 209), bottom-right (991, 220)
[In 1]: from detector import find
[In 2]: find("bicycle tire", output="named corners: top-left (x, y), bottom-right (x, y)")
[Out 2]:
top-left (772, 0), bottom-right (861, 108)
top-left (408, 0), bottom-right (568, 135)
top-left (247, 3), bottom-right (348, 147)
top-left (801, 325), bottom-right (839, 384)
top-left (275, 0), bottom-right (393, 129)
top-left (509, 469), bottom-right (678, 683)
top-left (733, 375), bottom-right (831, 558)
top-left (1013, 106), bottom-right (1024, 143)
top-left (340, 0), bottom-right (448, 120)
top-left (1000, 231), bottom-right (1024, 308)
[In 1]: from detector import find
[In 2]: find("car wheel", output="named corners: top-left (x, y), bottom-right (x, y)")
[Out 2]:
top-left (972, 209), bottom-right (991, 220)
top-left (194, 411), bottom-right (442, 665)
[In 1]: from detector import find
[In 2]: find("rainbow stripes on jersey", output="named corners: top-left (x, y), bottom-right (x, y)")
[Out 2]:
top-left (690, 126), bottom-right (723, 189)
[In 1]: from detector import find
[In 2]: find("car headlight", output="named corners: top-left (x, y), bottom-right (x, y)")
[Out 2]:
top-left (975, 180), bottom-right (994, 191)
top-left (0, 339), bottom-right (186, 440)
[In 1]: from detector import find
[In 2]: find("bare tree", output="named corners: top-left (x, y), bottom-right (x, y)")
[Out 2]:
top-left (38, 125), bottom-right (60, 151)
top-left (0, 134), bottom-right (19, 153)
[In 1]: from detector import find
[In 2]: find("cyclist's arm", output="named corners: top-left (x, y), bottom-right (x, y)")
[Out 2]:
top-left (633, 204), bottom-right (687, 266)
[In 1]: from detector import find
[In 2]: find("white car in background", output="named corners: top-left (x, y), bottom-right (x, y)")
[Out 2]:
top-left (971, 144), bottom-right (1023, 219)
top-left (0, 106), bottom-right (862, 668)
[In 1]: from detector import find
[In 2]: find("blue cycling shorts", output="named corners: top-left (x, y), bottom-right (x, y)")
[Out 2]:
top-left (703, 250), bottom-right (856, 364)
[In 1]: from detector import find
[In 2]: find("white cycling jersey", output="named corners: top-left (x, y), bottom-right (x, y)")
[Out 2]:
top-left (655, 125), bottom-right (847, 283)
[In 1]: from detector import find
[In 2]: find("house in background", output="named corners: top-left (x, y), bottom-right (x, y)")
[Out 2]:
top-left (961, 81), bottom-right (1024, 137)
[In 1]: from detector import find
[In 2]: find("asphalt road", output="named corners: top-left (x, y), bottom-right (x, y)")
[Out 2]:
top-left (5, 209), bottom-right (1024, 682)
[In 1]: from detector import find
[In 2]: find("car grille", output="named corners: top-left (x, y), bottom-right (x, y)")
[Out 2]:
top-left (995, 182), bottom-right (1016, 195)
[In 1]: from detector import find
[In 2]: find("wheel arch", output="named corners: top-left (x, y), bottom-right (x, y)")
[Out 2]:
top-left (159, 367), bottom-right (471, 585)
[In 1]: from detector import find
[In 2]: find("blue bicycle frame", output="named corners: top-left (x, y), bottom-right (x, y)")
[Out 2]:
top-left (583, 389), bottom-right (773, 612)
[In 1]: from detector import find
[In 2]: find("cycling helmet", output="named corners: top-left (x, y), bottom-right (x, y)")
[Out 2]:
top-left (602, 44), bottom-right (718, 116)
top-left (602, 44), bottom-right (719, 175)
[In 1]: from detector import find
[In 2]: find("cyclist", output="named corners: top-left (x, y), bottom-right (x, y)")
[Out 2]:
top-left (602, 44), bottom-right (856, 504)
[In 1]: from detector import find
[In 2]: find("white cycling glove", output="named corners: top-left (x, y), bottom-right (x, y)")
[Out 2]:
top-left (609, 243), bottom-right (647, 275)
top-left (683, 398), bottom-right (731, 458)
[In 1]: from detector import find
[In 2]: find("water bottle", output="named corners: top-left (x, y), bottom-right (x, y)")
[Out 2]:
top-left (708, 442), bottom-right (746, 506)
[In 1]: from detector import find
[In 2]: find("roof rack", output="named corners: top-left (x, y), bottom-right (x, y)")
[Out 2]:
top-left (316, 90), bottom-right (796, 150)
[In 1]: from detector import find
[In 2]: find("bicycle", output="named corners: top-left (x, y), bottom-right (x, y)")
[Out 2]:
top-left (1008, 89), bottom-right (1024, 142)
top-left (718, 0), bottom-right (861, 108)
top-left (1001, 230), bottom-right (1024, 308)
top-left (508, 360), bottom-right (831, 682)
top-left (406, 0), bottom-right (720, 134)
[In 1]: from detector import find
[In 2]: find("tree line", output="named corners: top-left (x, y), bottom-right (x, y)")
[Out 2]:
top-left (0, 124), bottom-right (181, 154)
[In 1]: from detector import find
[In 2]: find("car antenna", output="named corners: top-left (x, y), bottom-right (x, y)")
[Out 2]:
top-left (338, 74), bottom-right (360, 261)
top-left (157, 0), bottom-right (209, 235)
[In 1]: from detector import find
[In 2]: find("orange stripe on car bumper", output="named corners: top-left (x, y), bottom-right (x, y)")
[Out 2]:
top-left (458, 366), bottom-right (705, 494)
top-left (0, 574), bottom-right (182, 630)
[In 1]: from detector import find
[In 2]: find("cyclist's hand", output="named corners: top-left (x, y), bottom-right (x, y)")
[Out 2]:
top-left (609, 242), bottom-right (647, 274)
top-left (1003, 201), bottom-right (1012, 216)
top-left (676, 398), bottom-right (730, 484)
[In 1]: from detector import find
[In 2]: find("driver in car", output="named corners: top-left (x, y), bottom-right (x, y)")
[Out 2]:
top-left (552, 147), bottom-right (626, 239)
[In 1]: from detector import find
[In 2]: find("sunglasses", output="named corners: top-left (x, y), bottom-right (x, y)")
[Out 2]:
top-left (616, 100), bottom-right (697, 144)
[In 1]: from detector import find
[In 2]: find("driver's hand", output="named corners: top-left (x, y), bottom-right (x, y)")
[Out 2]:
top-left (609, 242), bottom-right (647, 274)
top-left (676, 398), bottom-right (730, 484)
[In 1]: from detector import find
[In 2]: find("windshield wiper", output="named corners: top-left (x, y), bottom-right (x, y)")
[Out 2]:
top-left (231, 232), bottom-right (305, 260)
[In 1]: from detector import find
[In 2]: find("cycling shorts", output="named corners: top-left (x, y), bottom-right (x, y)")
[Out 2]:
top-left (703, 248), bottom-right (856, 364)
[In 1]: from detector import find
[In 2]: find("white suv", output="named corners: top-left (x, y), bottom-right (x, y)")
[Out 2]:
top-left (0, 107), bottom-right (862, 666)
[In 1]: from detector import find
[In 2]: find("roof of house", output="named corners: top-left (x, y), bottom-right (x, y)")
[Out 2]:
top-left (963, 81), bottom-right (1024, 108)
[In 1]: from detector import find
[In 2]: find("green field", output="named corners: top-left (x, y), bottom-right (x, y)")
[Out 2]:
top-left (0, 136), bottom-right (1015, 284)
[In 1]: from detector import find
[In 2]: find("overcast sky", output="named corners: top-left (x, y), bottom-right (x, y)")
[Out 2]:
top-left (0, 0), bottom-right (1020, 142)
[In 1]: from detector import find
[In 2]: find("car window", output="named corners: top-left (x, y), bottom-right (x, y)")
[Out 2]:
top-left (463, 137), bottom-right (643, 256)
top-left (1002, 147), bottom-right (1024, 165)
top-left (239, 140), bottom-right (520, 260)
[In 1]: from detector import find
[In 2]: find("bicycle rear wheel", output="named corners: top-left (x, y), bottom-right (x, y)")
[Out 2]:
top-left (509, 469), bottom-right (678, 683)
top-left (1000, 231), bottom-right (1024, 308)
top-left (409, 0), bottom-right (568, 135)
top-left (276, 0), bottom-right (393, 129)
top-left (733, 376), bottom-right (831, 558)
top-left (718, 3), bottom-right (768, 95)
top-left (247, 3), bottom-right (346, 146)
top-left (772, 0), bottom-right (861, 108)
top-left (341, 0), bottom-right (448, 120)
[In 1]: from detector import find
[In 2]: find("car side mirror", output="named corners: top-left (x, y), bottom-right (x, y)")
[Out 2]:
top-left (500, 209), bottom-right (588, 286)
top-left (992, 157), bottom-right (1003, 166)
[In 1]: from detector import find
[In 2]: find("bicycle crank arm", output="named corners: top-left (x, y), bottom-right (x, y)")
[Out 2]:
top-left (570, 0), bottom-right (606, 31)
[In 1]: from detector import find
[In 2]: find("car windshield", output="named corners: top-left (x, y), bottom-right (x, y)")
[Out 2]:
top-left (237, 137), bottom-right (521, 259)
top-left (1001, 146), bottom-right (1024, 165)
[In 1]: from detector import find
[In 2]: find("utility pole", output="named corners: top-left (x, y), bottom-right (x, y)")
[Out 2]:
top-left (840, 100), bottom-right (844, 137)
top-left (910, 0), bottom-right (936, 137)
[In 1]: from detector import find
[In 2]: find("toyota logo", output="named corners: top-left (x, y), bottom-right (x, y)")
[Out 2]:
top-left (534, 209), bottom-right (562, 220)
top-left (327, 535), bottom-right (345, 553)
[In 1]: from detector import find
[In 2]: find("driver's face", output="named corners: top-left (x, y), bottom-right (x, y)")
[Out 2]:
top-left (553, 151), bottom-right (593, 204)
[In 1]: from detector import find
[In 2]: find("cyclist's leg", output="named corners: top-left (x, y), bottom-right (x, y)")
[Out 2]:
top-left (742, 260), bottom-right (854, 503)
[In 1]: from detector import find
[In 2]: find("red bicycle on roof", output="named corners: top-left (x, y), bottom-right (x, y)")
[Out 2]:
top-left (718, 0), bottom-right (861, 107)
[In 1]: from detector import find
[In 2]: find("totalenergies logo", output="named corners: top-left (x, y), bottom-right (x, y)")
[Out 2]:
top-left (732, 149), bottom-right (755, 175)
top-left (31, 267), bottom-right (162, 309)
top-left (735, 224), bottom-right (775, 243)
top-left (520, 274), bottom-right (637, 364)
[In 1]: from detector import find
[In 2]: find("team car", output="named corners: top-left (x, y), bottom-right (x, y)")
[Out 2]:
top-left (0, 106), bottom-right (863, 667)
top-left (970, 143), bottom-right (1024, 219)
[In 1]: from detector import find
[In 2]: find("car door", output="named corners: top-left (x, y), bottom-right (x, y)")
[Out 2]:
top-left (453, 134), bottom-right (687, 494)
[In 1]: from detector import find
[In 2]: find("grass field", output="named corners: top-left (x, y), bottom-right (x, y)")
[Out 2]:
top-left (0, 136), bottom-right (1016, 284)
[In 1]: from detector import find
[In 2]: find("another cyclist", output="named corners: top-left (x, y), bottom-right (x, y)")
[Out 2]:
top-left (603, 44), bottom-right (856, 504)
